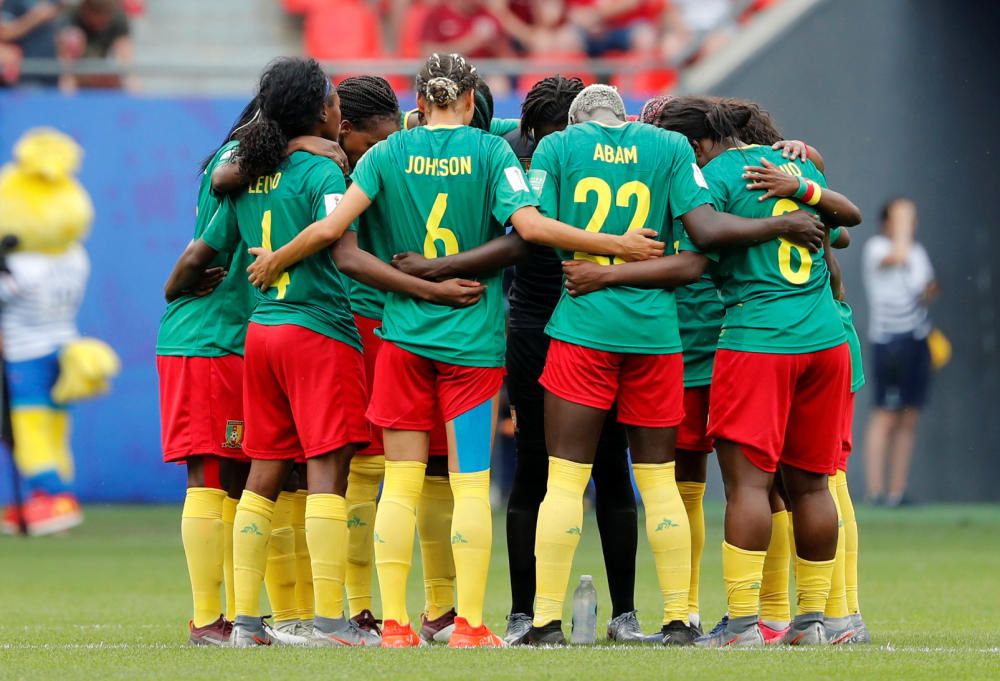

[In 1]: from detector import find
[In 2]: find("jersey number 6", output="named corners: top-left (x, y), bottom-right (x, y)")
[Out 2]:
top-left (423, 193), bottom-right (460, 259)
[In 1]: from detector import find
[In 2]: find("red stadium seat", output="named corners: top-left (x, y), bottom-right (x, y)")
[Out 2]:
top-left (611, 62), bottom-right (677, 97)
top-left (303, 0), bottom-right (384, 60)
top-left (398, 2), bottom-right (431, 58)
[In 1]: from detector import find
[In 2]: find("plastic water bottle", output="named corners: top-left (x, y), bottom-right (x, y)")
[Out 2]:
top-left (570, 575), bottom-right (598, 644)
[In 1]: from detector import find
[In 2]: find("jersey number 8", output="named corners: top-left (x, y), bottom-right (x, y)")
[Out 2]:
top-left (772, 198), bottom-right (813, 285)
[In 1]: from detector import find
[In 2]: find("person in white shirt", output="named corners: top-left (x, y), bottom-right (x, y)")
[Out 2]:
top-left (861, 198), bottom-right (939, 506)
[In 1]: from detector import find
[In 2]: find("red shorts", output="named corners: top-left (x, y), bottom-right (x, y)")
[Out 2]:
top-left (539, 339), bottom-right (684, 428)
top-left (838, 391), bottom-right (856, 472)
top-left (355, 315), bottom-right (449, 456)
top-left (367, 340), bottom-right (504, 431)
top-left (708, 344), bottom-right (850, 475)
top-left (157, 354), bottom-right (248, 464)
top-left (243, 323), bottom-right (370, 460)
top-left (677, 385), bottom-right (713, 454)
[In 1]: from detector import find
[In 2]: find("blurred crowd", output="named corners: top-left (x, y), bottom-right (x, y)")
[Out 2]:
top-left (0, 0), bottom-right (139, 90)
top-left (1, 0), bottom-right (779, 95)
top-left (288, 0), bottom-right (778, 94)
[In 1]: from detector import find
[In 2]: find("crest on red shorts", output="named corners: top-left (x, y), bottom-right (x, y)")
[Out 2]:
top-left (222, 420), bottom-right (245, 449)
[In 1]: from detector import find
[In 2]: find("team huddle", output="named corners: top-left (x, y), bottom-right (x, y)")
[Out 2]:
top-left (157, 51), bottom-right (868, 649)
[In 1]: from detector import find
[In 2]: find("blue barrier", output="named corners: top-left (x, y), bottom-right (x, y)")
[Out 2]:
top-left (0, 90), bottom-right (648, 503)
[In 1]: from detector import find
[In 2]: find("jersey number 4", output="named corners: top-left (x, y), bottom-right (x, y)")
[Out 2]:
top-left (423, 193), bottom-right (460, 259)
top-left (572, 177), bottom-right (650, 266)
top-left (772, 198), bottom-right (813, 285)
top-left (261, 210), bottom-right (291, 299)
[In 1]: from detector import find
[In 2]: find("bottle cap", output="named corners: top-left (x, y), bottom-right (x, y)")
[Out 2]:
top-left (581, 575), bottom-right (592, 581)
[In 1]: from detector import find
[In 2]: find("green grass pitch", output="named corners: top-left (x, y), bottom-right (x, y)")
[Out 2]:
top-left (1, 504), bottom-right (998, 680)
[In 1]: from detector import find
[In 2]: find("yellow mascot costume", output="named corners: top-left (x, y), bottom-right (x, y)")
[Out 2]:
top-left (0, 128), bottom-right (120, 536)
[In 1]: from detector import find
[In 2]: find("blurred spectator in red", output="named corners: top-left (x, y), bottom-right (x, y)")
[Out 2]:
top-left (421, 0), bottom-right (512, 94)
top-left (565, 0), bottom-right (663, 57)
top-left (0, 0), bottom-right (61, 87)
top-left (486, 0), bottom-right (583, 56)
top-left (57, 0), bottom-right (134, 92)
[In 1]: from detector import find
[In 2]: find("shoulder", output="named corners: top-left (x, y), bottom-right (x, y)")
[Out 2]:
top-left (294, 153), bottom-right (346, 188)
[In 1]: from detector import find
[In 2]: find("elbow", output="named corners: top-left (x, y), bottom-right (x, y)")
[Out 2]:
top-left (332, 247), bottom-right (362, 278)
top-left (840, 207), bottom-right (863, 227)
top-left (687, 229), bottom-right (716, 251)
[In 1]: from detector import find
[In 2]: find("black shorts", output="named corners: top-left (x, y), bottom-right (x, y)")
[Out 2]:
top-left (873, 333), bottom-right (931, 410)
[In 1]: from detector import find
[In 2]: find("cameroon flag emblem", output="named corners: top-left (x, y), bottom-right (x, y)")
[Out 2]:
top-left (222, 420), bottom-right (245, 449)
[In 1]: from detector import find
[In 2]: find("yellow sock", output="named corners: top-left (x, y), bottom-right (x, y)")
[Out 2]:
top-left (760, 510), bottom-right (791, 624)
top-left (292, 490), bottom-right (313, 621)
top-left (11, 408), bottom-right (59, 481)
top-left (825, 475), bottom-right (850, 618)
top-left (449, 470), bottom-right (491, 628)
top-left (677, 481), bottom-right (705, 621)
top-left (233, 491), bottom-right (275, 618)
top-left (722, 542), bottom-right (766, 619)
top-left (221, 496), bottom-right (238, 621)
top-left (264, 492), bottom-right (298, 624)
top-left (418, 474), bottom-right (456, 620)
top-left (306, 493), bottom-right (348, 620)
top-left (533, 458), bottom-right (591, 627)
top-left (181, 487), bottom-right (226, 627)
top-left (836, 472), bottom-right (861, 614)
top-left (796, 556), bottom-right (835, 615)
top-left (374, 460), bottom-right (426, 626)
top-left (345, 455), bottom-right (383, 618)
top-left (50, 410), bottom-right (74, 484)
top-left (634, 463), bottom-right (691, 624)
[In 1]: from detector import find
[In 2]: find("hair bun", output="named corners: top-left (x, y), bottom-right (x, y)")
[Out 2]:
top-left (425, 77), bottom-right (460, 105)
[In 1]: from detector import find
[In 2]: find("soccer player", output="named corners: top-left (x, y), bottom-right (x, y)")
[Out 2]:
top-left (158, 100), bottom-right (256, 645)
top-left (656, 96), bottom-right (861, 647)
top-left (528, 86), bottom-right (828, 647)
top-left (394, 75), bottom-right (648, 644)
top-left (333, 75), bottom-right (460, 643)
top-left (245, 54), bottom-right (663, 648)
top-left (164, 58), bottom-right (480, 648)
top-left (401, 76), bottom-right (519, 136)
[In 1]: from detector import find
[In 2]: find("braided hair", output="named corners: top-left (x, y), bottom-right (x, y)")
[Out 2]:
top-left (234, 58), bottom-right (333, 180)
top-left (415, 53), bottom-right (478, 108)
top-left (639, 95), bottom-right (673, 125)
top-left (338, 75), bottom-right (400, 130)
top-left (520, 75), bottom-right (584, 142)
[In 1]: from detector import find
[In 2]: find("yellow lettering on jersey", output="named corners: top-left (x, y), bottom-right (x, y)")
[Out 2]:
top-left (405, 155), bottom-right (473, 176)
top-left (778, 162), bottom-right (803, 177)
top-left (247, 172), bottom-right (282, 194)
top-left (592, 144), bottom-right (638, 164)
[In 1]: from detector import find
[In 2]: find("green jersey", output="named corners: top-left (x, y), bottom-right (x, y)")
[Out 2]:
top-left (703, 146), bottom-right (845, 354)
top-left (530, 121), bottom-right (712, 354)
top-left (202, 151), bottom-right (360, 350)
top-left (673, 222), bottom-right (724, 387)
top-left (351, 125), bottom-right (538, 366)
top-left (837, 299), bottom-right (865, 392)
top-left (400, 109), bottom-right (520, 138)
top-left (349, 205), bottom-right (393, 322)
top-left (156, 141), bottom-right (253, 357)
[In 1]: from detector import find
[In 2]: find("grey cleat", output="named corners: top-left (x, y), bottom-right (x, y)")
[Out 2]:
top-left (312, 615), bottom-right (381, 647)
top-left (660, 620), bottom-right (697, 646)
top-left (230, 616), bottom-right (276, 647)
top-left (781, 613), bottom-right (828, 646)
top-left (694, 615), bottom-right (764, 648)
top-left (526, 621), bottom-right (567, 646)
top-left (264, 618), bottom-right (311, 646)
top-left (847, 613), bottom-right (871, 644)
top-left (504, 612), bottom-right (533, 646)
top-left (823, 616), bottom-right (857, 645)
top-left (293, 620), bottom-right (314, 638)
top-left (607, 611), bottom-right (657, 643)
